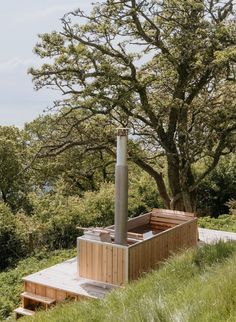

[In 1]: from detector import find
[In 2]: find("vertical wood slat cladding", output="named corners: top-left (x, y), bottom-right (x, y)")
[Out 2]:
top-left (78, 239), bottom-right (128, 285)
top-left (24, 283), bottom-right (68, 301)
top-left (78, 211), bottom-right (198, 285)
top-left (128, 219), bottom-right (198, 281)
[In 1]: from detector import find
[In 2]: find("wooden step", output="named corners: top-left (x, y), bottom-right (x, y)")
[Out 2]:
top-left (21, 292), bottom-right (56, 305)
top-left (14, 307), bottom-right (35, 319)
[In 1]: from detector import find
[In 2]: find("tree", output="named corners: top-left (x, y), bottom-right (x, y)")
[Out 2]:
top-left (0, 126), bottom-right (31, 212)
top-left (29, 0), bottom-right (236, 212)
top-left (25, 115), bottom-right (116, 194)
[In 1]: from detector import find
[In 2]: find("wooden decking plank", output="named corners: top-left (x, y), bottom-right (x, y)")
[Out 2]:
top-left (21, 292), bottom-right (55, 305)
top-left (14, 307), bottom-right (35, 316)
top-left (23, 257), bottom-right (116, 299)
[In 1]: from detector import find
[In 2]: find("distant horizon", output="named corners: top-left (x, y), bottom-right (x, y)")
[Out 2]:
top-left (0, 0), bottom-right (95, 128)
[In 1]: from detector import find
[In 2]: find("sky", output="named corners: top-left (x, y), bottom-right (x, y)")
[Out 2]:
top-left (0, 0), bottom-right (94, 127)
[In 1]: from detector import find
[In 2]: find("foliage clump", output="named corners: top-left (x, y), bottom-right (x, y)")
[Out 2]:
top-left (0, 204), bottom-right (24, 270)
top-left (198, 214), bottom-right (236, 233)
top-left (0, 171), bottom-right (161, 271)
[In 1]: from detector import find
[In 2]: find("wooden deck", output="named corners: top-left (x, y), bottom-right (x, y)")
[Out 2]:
top-left (23, 257), bottom-right (117, 300)
top-left (16, 208), bottom-right (198, 318)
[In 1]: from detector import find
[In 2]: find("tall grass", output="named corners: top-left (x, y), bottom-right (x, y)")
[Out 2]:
top-left (19, 241), bottom-right (236, 322)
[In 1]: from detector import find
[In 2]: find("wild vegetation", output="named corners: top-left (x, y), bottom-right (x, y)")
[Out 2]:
top-left (0, 1), bottom-right (236, 321)
top-left (4, 241), bottom-right (236, 322)
top-left (0, 125), bottom-right (235, 271)
top-left (0, 154), bottom-right (161, 270)
top-left (199, 214), bottom-right (236, 232)
top-left (0, 3), bottom-right (236, 319)
top-left (0, 0), bottom-right (235, 270)
top-left (0, 248), bottom-right (76, 320)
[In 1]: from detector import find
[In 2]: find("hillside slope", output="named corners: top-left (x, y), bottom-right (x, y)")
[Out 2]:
top-left (19, 241), bottom-right (236, 322)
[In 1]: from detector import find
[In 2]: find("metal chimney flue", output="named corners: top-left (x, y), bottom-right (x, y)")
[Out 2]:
top-left (114, 128), bottom-right (128, 245)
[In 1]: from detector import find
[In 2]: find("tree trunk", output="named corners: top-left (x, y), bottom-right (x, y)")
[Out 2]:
top-left (181, 166), bottom-right (196, 213)
top-left (132, 157), bottom-right (171, 209)
top-left (166, 153), bottom-right (185, 211)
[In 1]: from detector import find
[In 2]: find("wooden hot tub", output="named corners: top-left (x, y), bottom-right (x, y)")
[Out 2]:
top-left (77, 209), bottom-right (198, 285)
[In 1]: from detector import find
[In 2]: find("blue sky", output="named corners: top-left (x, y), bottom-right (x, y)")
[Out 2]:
top-left (0, 0), bottom-right (94, 127)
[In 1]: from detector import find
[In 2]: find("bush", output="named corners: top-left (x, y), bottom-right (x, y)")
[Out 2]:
top-left (198, 214), bottom-right (236, 232)
top-left (0, 171), bottom-right (162, 270)
top-left (28, 174), bottom-right (161, 249)
top-left (0, 296), bottom-right (12, 321)
top-left (76, 182), bottom-right (115, 227)
top-left (14, 213), bottom-right (46, 254)
top-left (0, 203), bottom-right (24, 270)
top-left (128, 170), bottom-right (163, 217)
top-left (27, 181), bottom-right (114, 249)
top-left (226, 199), bottom-right (236, 216)
top-left (196, 154), bottom-right (236, 216)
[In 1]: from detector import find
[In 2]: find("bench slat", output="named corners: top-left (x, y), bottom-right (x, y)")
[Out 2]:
top-left (150, 217), bottom-right (186, 225)
top-left (152, 208), bottom-right (195, 218)
top-left (151, 213), bottom-right (190, 221)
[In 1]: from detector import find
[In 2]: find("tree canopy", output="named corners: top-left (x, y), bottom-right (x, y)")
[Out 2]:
top-left (0, 126), bottom-right (31, 212)
top-left (29, 0), bottom-right (236, 211)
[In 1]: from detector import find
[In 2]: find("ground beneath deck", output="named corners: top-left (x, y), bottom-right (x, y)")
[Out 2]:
top-left (23, 257), bottom-right (116, 299)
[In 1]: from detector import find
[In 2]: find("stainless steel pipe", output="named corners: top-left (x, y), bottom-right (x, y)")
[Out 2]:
top-left (114, 128), bottom-right (128, 245)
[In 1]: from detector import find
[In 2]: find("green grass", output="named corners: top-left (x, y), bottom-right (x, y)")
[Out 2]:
top-left (198, 215), bottom-right (236, 232)
top-left (15, 241), bottom-right (236, 322)
top-left (0, 248), bottom-right (76, 320)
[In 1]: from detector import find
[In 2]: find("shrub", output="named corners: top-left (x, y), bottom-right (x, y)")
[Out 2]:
top-left (27, 182), bottom-right (114, 249)
top-left (0, 171), bottom-right (162, 269)
top-left (28, 174), bottom-right (161, 249)
top-left (198, 214), bottom-right (236, 232)
top-left (0, 203), bottom-right (24, 270)
top-left (128, 170), bottom-right (163, 217)
top-left (14, 213), bottom-right (46, 254)
top-left (226, 199), bottom-right (236, 216)
top-left (76, 182), bottom-right (115, 227)
top-left (0, 296), bottom-right (12, 320)
top-left (196, 154), bottom-right (236, 216)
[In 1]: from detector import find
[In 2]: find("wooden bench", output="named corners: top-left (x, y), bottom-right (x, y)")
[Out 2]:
top-left (150, 208), bottom-right (195, 231)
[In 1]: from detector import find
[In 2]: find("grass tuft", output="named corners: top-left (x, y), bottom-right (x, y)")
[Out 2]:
top-left (194, 240), bottom-right (236, 268)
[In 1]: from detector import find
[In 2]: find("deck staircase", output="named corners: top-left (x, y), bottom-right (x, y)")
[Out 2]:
top-left (14, 291), bottom-right (56, 319)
